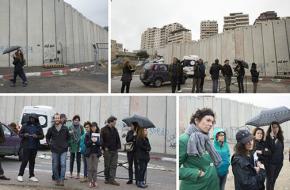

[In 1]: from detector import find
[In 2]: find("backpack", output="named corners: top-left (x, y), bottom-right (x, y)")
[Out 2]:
top-left (0, 125), bottom-right (5, 144)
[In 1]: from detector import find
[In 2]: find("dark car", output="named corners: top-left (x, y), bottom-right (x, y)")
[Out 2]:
top-left (140, 63), bottom-right (186, 87)
top-left (0, 122), bottom-right (23, 161)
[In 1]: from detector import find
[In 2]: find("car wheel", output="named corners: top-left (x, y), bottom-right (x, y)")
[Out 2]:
top-left (154, 78), bottom-right (162, 87)
top-left (18, 147), bottom-right (23, 161)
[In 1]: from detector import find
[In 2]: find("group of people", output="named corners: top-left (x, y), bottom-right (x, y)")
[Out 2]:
top-left (0, 113), bottom-right (151, 188)
top-left (179, 108), bottom-right (287, 190)
top-left (169, 57), bottom-right (259, 93)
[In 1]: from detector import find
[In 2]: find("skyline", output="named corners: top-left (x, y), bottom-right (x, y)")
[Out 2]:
top-left (112, 0), bottom-right (290, 51)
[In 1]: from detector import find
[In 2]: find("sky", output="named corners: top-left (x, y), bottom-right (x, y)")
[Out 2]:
top-left (64, 0), bottom-right (108, 27)
top-left (211, 94), bottom-right (290, 109)
top-left (112, 0), bottom-right (290, 51)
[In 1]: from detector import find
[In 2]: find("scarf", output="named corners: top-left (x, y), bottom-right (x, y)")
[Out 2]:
top-left (185, 124), bottom-right (222, 166)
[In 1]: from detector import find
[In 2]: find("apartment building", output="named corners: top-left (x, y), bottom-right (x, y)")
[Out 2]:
top-left (224, 12), bottom-right (249, 31)
top-left (200, 20), bottom-right (218, 39)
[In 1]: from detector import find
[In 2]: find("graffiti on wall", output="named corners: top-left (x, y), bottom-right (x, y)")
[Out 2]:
top-left (149, 127), bottom-right (176, 149)
top-left (43, 44), bottom-right (57, 63)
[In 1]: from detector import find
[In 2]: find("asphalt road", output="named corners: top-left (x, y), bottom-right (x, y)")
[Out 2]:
top-left (0, 70), bottom-right (108, 93)
top-left (111, 75), bottom-right (290, 93)
top-left (0, 150), bottom-right (176, 190)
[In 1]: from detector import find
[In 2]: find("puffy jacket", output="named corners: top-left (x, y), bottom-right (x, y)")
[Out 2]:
top-left (231, 154), bottom-right (266, 190)
top-left (213, 128), bottom-right (230, 177)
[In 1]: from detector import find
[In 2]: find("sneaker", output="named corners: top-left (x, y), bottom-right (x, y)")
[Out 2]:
top-left (127, 180), bottom-right (133, 184)
top-left (17, 176), bottom-right (24, 182)
top-left (177, 90), bottom-right (182, 93)
top-left (29, 176), bottom-right (39, 182)
top-left (109, 180), bottom-right (120, 186)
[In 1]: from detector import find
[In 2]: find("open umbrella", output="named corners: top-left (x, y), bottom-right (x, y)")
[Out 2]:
top-left (235, 59), bottom-right (249, 69)
top-left (122, 114), bottom-right (156, 128)
top-left (2, 46), bottom-right (21, 54)
top-left (245, 106), bottom-right (290, 127)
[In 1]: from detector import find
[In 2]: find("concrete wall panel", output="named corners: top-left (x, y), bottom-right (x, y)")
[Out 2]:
top-left (83, 19), bottom-right (89, 63)
top-left (262, 21), bottom-right (277, 76)
top-left (78, 14), bottom-right (85, 63)
top-left (27, 0), bottom-right (43, 66)
top-left (216, 34), bottom-right (222, 62)
top-left (43, 0), bottom-right (56, 64)
top-left (286, 19), bottom-right (290, 72)
top-left (222, 31), bottom-right (235, 63)
top-left (234, 28), bottom-right (244, 60)
top-left (10, 0), bottom-right (27, 64)
top-left (72, 8), bottom-right (80, 64)
top-left (55, 0), bottom-right (66, 65)
top-left (64, 3), bottom-right (74, 64)
top-left (0, 0), bottom-right (10, 67)
top-left (166, 96), bottom-right (176, 154)
top-left (273, 20), bottom-right (290, 74)
top-left (243, 26), bottom-right (254, 66)
top-left (252, 24), bottom-right (266, 75)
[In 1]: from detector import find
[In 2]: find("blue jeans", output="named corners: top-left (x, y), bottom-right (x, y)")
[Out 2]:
top-left (52, 152), bottom-right (67, 181)
top-left (82, 154), bottom-right (88, 177)
top-left (212, 79), bottom-right (218, 93)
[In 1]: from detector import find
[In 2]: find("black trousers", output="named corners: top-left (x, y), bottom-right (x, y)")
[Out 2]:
top-left (0, 158), bottom-right (4, 176)
top-left (13, 69), bottom-right (27, 84)
top-left (70, 152), bottom-right (81, 174)
top-left (171, 79), bottom-right (180, 93)
top-left (200, 77), bottom-right (205, 92)
top-left (18, 148), bottom-right (37, 177)
top-left (136, 159), bottom-right (148, 182)
top-left (266, 164), bottom-right (283, 190)
top-left (237, 76), bottom-right (244, 93)
top-left (127, 152), bottom-right (137, 181)
top-left (121, 81), bottom-right (131, 93)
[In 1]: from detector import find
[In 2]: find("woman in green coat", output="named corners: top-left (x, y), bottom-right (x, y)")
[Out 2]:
top-left (179, 108), bottom-right (221, 190)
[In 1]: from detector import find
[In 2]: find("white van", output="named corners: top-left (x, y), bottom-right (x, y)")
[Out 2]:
top-left (19, 106), bottom-right (56, 145)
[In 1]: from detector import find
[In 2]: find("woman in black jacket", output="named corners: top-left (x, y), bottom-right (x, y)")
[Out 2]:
top-left (84, 122), bottom-right (102, 188)
top-left (135, 128), bottom-right (151, 188)
top-left (11, 50), bottom-right (27, 87)
top-left (265, 122), bottom-right (284, 190)
top-left (252, 127), bottom-right (271, 165)
top-left (250, 63), bottom-right (259, 93)
top-left (126, 123), bottom-right (138, 184)
top-left (231, 130), bottom-right (266, 190)
top-left (121, 60), bottom-right (135, 93)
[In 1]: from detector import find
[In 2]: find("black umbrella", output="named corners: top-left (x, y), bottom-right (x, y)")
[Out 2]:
top-left (245, 106), bottom-right (290, 127)
top-left (122, 114), bottom-right (156, 128)
top-left (2, 46), bottom-right (21, 54)
top-left (235, 59), bottom-right (249, 69)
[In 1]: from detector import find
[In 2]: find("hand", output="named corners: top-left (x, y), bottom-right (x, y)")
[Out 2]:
top-left (254, 167), bottom-right (260, 173)
top-left (198, 170), bottom-right (205, 177)
top-left (256, 150), bottom-right (262, 154)
top-left (257, 162), bottom-right (265, 170)
top-left (24, 133), bottom-right (30, 137)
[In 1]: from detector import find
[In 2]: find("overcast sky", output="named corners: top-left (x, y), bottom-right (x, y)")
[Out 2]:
top-left (210, 94), bottom-right (290, 109)
top-left (112, 0), bottom-right (290, 51)
top-left (64, 0), bottom-right (108, 27)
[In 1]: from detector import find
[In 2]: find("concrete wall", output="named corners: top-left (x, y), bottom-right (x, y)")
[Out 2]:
top-left (150, 19), bottom-right (290, 77)
top-left (179, 96), bottom-right (290, 142)
top-left (0, 96), bottom-right (176, 155)
top-left (0, 0), bottom-right (108, 67)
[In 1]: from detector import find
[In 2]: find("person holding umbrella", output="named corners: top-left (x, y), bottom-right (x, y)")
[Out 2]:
top-left (11, 49), bottom-right (27, 87)
top-left (265, 122), bottom-right (284, 190)
top-left (231, 130), bottom-right (266, 190)
top-left (135, 127), bottom-right (151, 188)
top-left (179, 108), bottom-right (221, 190)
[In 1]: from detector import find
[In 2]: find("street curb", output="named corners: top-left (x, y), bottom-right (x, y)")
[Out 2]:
top-left (118, 152), bottom-right (176, 163)
top-left (0, 65), bottom-right (95, 80)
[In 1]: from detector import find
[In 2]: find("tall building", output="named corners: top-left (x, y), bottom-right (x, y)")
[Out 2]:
top-left (200, 20), bottom-right (218, 39)
top-left (254, 11), bottom-right (279, 24)
top-left (141, 23), bottom-right (190, 50)
top-left (168, 28), bottom-right (192, 44)
top-left (223, 12), bottom-right (249, 31)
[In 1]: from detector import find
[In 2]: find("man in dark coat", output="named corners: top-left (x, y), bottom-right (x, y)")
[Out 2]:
top-left (101, 116), bottom-right (121, 186)
top-left (0, 125), bottom-right (10, 180)
top-left (46, 113), bottom-right (70, 186)
top-left (210, 59), bottom-right (222, 93)
top-left (17, 114), bottom-right (44, 182)
top-left (222, 59), bottom-right (233, 93)
top-left (198, 59), bottom-right (206, 93)
top-left (192, 60), bottom-right (201, 93)
top-left (169, 57), bottom-right (183, 93)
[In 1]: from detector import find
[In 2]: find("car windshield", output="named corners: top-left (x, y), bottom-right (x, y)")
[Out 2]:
top-left (21, 113), bottom-right (48, 128)
top-left (144, 63), bottom-right (154, 70)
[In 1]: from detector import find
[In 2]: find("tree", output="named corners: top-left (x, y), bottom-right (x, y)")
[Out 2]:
top-left (136, 50), bottom-right (149, 59)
